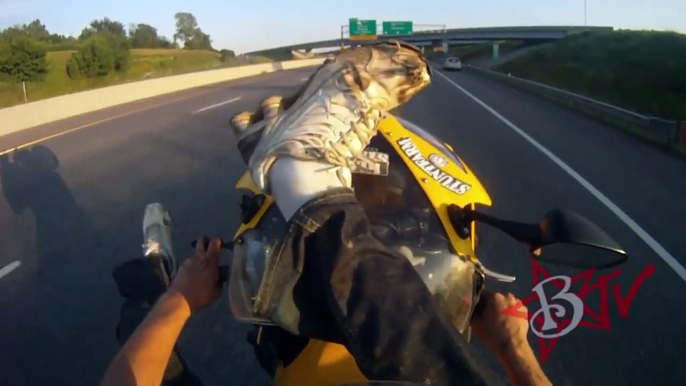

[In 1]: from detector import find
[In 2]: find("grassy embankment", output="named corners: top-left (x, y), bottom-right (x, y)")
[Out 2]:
top-left (482, 30), bottom-right (686, 157)
top-left (494, 30), bottom-right (686, 121)
top-left (0, 49), bottom-right (273, 108)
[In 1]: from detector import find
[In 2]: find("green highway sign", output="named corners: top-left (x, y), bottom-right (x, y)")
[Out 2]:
top-left (349, 18), bottom-right (377, 40)
top-left (382, 21), bottom-right (413, 36)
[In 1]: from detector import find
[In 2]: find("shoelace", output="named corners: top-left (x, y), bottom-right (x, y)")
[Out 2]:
top-left (296, 90), bottom-right (383, 167)
top-left (273, 93), bottom-right (383, 188)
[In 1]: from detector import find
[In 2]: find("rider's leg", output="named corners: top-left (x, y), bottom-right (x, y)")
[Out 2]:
top-left (112, 203), bottom-right (202, 386)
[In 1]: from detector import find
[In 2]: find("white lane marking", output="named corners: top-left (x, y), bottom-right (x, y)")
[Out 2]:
top-left (193, 97), bottom-right (242, 114)
top-left (433, 68), bottom-right (686, 283)
top-left (0, 260), bottom-right (21, 280)
top-left (300, 77), bottom-right (309, 81)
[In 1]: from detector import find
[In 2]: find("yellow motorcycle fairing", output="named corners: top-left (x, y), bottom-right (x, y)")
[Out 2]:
top-left (234, 171), bottom-right (274, 234)
top-left (274, 340), bottom-right (366, 386)
top-left (380, 115), bottom-right (491, 260)
top-left (232, 114), bottom-right (492, 386)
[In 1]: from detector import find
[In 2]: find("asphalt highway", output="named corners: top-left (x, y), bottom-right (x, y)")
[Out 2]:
top-left (0, 65), bottom-right (685, 386)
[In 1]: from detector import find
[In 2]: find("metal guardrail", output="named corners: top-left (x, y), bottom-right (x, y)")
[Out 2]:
top-left (464, 65), bottom-right (682, 145)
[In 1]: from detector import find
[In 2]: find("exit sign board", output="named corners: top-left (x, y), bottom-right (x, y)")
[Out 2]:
top-left (349, 18), bottom-right (377, 40)
top-left (382, 21), bottom-right (413, 36)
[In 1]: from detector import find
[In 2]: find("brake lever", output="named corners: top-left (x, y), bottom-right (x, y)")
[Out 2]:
top-left (476, 261), bottom-right (516, 283)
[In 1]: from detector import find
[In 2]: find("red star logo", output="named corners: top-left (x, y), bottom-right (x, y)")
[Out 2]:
top-left (500, 259), bottom-right (655, 363)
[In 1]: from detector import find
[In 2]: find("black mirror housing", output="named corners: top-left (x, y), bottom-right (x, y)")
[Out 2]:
top-left (538, 210), bottom-right (625, 254)
top-left (448, 205), bottom-right (628, 269)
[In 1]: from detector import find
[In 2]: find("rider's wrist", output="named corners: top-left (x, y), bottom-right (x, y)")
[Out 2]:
top-left (497, 337), bottom-right (533, 360)
top-left (497, 336), bottom-right (530, 355)
top-left (160, 289), bottom-right (192, 318)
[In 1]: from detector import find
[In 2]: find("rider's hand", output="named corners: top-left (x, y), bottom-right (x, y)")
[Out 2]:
top-left (470, 291), bottom-right (530, 355)
top-left (168, 236), bottom-right (222, 313)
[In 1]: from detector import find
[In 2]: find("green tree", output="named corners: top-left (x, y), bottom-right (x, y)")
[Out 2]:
top-left (0, 26), bottom-right (26, 41)
top-left (47, 33), bottom-right (74, 44)
top-left (1, 20), bottom-right (78, 51)
top-left (79, 18), bottom-right (126, 41)
top-left (74, 18), bottom-right (131, 75)
top-left (156, 36), bottom-right (173, 48)
top-left (185, 28), bottom-right (212, 50)
top-left (173, 12), bottom-right (213, 50)
top-left (174, 12), bottom-right (198, 45)
top-left (45, 34), bottom-right (79, 51)
top-left (220, 49), bottom-right (235, 62)
top-left (68, 33), bottom-right (130, 78)
top-left (112, 35), bottom-right (132, 72)
top-left (0, 36), bottom-right (48, 82)
top-left (65, 55), bottom-right (81, 80)
top-left (0, 20), bottom-right (48, 41)
top-left (24, 19), bottom-right (50, 40)
top-left (129, 23), bottom-right (159, 48)
top-left (69, 34), bottom-right (115, 77)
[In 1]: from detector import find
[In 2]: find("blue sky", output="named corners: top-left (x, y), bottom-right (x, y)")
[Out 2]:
top-left (0, 0), bottom-right (684, 53)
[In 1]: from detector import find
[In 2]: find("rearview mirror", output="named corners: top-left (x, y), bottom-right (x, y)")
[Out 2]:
top-left (536, 210), bottom-right (623, 252)
top-left (448, 206), bottom-right (628, 269)
top-left (533, 210), bottom-right (627, 268)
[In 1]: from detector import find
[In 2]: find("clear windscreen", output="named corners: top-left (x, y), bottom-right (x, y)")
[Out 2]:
top-left (352, 135), bottom-right (478, 333)
top-left (228, 203), bottom-right (285, 325)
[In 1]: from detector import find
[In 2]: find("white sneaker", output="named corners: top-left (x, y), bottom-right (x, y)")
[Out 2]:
top-left (142, 203), bottom-right (177, 279)
top-left (240, 41), bottom-right (432, 193)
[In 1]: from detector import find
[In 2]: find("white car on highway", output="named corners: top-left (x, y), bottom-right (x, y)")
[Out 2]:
top-left (443, 57), bottom-right (462, 71)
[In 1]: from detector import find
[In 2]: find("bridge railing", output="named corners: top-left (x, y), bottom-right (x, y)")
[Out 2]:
top-left (463, 65), bottom-right (685, 154)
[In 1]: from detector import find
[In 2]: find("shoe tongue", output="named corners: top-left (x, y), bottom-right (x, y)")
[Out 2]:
top-left (269, 158), bottom-right (350, 221)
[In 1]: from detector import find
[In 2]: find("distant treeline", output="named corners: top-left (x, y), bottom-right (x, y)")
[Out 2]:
top-left (0, 13), bottom-right (235, 82)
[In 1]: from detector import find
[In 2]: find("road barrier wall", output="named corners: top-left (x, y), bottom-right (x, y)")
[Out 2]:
top-left (0, 58), bottom-right (325, 137)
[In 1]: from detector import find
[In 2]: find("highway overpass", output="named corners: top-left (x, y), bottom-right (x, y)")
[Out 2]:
top-left (247, 25), bottom-right (613, 56)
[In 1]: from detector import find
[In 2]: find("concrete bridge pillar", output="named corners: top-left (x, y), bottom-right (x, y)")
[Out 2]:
top-left (431, 39), bottom-right (442, 52)
top-left (431, 39), bottom-right (449, 53)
